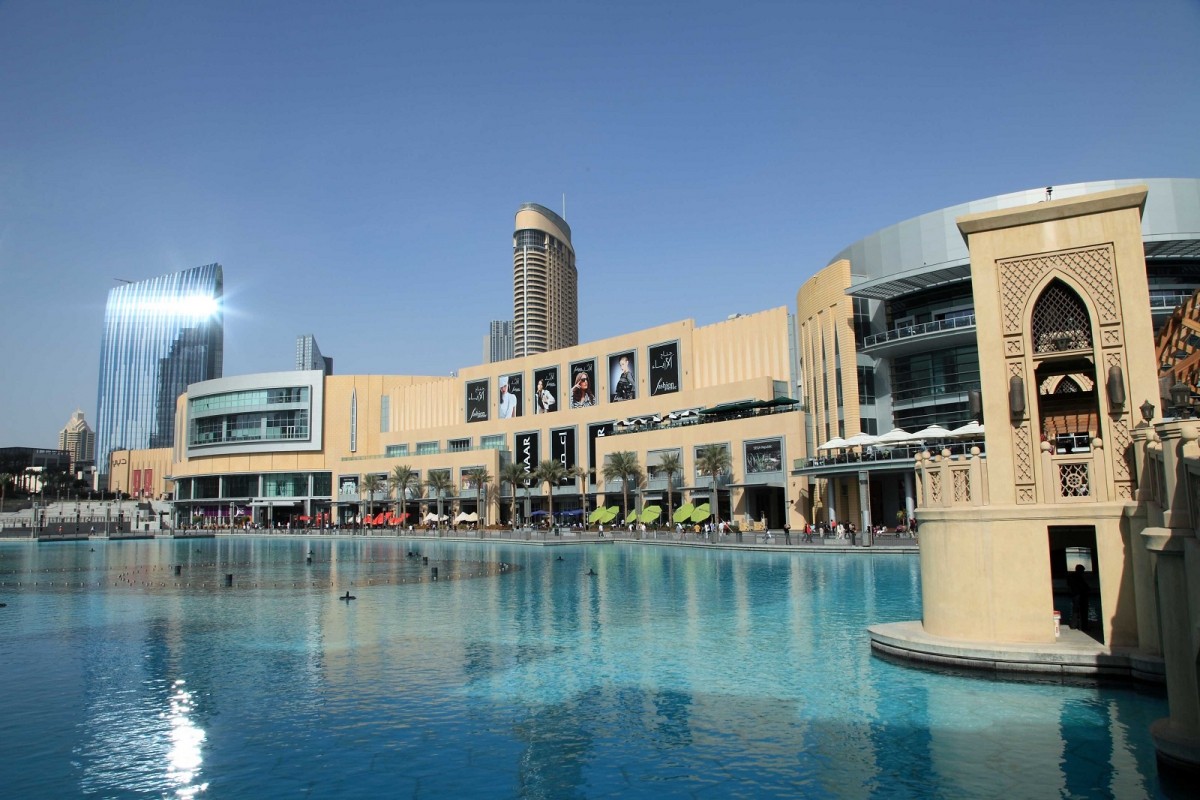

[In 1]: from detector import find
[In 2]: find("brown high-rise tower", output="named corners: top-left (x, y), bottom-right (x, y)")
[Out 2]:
top-left (513, 203), bottom-right (577, 357)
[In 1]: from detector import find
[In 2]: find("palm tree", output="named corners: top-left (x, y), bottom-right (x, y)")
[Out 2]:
top-left (464, 467), bottom-right (494, 526)
top-left (533, 460), bottom-right (567, 527)
top-left (361, 473), bottom-right (383, 523)
top-left (568, 465), bottom-right (592, 526)
top-left (695, 444), bottom-right (732, 523)
top-left (425, 469), bottom-right (454, 526)
top-left (389, 465), bottom-right (418, 526)
top-left (499, 462), bottom-right (527, 527)
top-left (603, 451), bottom-right (643, 521)
top-left (0, 472), bottom-right (12, 513)
top-left (656, 451), bottom-right (683, 525)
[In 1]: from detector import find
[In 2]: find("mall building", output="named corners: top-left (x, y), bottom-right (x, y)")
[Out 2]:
top-left (110, 178), bottom-right (1200, 534)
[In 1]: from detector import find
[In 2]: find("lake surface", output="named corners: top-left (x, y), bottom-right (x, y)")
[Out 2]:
top-left (0, 537), bottom-right (1171, 798)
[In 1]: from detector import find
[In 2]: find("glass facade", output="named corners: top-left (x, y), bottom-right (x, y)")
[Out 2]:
top-left (96, 264), bottom-right (223, 477)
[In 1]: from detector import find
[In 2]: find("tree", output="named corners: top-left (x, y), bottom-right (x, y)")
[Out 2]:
top-left (656, 451), bottom-right (683, 526)
top-left (499, 462), bottom-right (527, 527)
top-left (389, 465), bottom-right (418, 525)
top-left (695, 444), bottom-right (732, 522)
top-left (361, 474), bottom-right (383, 522)
top-left (425, 469), bottom-right (454, 526)
top-left (533, 460), bottom-right (567, 527)
top-left (567, 465), bottom-right (592, 526)
top-left (464, 467), bottom-right (494, 526)
top-left (603, 451), bottom-right (643, 521)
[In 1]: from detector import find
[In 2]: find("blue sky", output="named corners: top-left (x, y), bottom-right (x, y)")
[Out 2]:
top-left (2, 0), bottom-right (1198, 449)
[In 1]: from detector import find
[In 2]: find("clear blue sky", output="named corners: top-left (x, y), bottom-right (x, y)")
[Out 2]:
top-left (2, 0), bottom-right (1198, 449)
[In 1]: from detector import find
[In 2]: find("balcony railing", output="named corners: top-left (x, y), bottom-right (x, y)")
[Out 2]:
top-left (862, 314), bottom-right (976, 348)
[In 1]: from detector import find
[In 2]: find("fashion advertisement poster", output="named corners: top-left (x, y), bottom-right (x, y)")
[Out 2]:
top-left (588, 421), bottom-right (614, 474)
top-left (517, 431), bottom-right (540, 475)
top-left (569, 359), bottom-right (596, 408)
top-left (648, 341), bottom-right (680, 396)
top-left (551, 427), bottom-right (577, 483)
top-left (608, 351), bottom-right (637, 403)
top-left (745, 439), bottom-right (783, 473)
top-left (533, 366), bottom-right (558, 414)
top-left (466, 380), bottom-right (489, 423)
top-left (498, 373), bottom-right (522, 419)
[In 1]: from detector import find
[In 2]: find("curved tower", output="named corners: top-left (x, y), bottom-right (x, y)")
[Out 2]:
top-left (513, 203), bottom-right (577, 357)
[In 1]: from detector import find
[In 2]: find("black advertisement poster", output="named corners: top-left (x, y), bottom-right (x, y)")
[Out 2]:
top-left (569, 359), bottom-right (597, 408)
top-left (649, 341), bottom-right (680, 396)
top-left (608, 351), bottom-right (637, 402)
top-left (466, 380), bottom-right (489, 423)
top-left (517, 430), bottom-right (539, 475)
top-left (588, 421), bottom-right (614, 474)
top-left (551, 427), bottom-right (576, 483)
top-left (533, 366), bottom-right (558, 414)
top-left (499, 373), bottom-right (522, 419)
top-left (745, 439), bottom-right (783, 473)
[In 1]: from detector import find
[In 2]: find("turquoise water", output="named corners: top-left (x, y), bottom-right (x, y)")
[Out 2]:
top-left (0, 538), bottom-right (1170, 798)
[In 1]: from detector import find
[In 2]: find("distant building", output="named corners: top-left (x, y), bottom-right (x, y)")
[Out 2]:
top-left (296, 334), bottom-right (333, 375)
top-left (484, 320), bottom-right (514, 363)
top-left (513, 203), bottom-right (577, 357)
top-left (58, 409), bottom-right (95, 469)
top-left (95, 264), bottom-right (223, 486)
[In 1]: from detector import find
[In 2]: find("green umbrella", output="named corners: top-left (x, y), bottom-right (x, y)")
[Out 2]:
top-left (639, 505), bottom-right (662, 523)
top-left (588, 507), bottom-right (606, 523)
top-left (624, 510), bottom-right (639, 525)
top-left (672, 503), bottom-right (695, 523)
top-left (690, 502), bottom-right (711, 523)
top-left (599, 506), bottom-right (620, 524)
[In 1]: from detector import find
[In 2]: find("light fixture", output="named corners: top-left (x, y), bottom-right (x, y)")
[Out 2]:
top-left (1008, 375), bottom-right (1025, 419)
top-left (1140, 400), bottom-right (1155, 424)
top-left (1170, 381), bottom-right (1191, 417)
top-left (1106, 365), bottom-right (1125, 411)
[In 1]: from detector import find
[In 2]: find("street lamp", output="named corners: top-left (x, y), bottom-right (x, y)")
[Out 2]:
top-left (1170, 381), bottom-right (1192, 418)
top-left (523, 477), bottom-right (532, 529)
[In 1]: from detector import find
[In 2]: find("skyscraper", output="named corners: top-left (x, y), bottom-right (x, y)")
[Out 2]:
top-left (296, 334), bottom-right (333, 375)
top-left (58, 409), bottom-right (95, 470)
top-left (513, 203), bottom-right (577, 357)
top-left (95, 264), bottom-right (223, 483)
top-left (483, 319), bottom-right (514, 363)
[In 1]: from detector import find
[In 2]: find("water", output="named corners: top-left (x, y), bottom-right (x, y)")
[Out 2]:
top-left (0, 538), bottom-right (1170, 798)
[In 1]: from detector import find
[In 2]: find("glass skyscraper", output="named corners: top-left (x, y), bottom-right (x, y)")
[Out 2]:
top-left (96, 264), bottom-right (224, 481)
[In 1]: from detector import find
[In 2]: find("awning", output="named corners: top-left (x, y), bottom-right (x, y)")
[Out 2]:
top-left (725, 480), bottom-right (786, 489)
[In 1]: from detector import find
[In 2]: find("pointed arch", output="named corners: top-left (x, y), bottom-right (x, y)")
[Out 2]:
top-left (1032, 278), bottom-right (1093, 354)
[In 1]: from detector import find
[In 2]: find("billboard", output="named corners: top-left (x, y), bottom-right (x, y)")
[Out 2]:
top-left (533, 366), bottom-right (559, 414)
top-left (499, 372), bottom-right (522, 419)
top-left (648, 341), bottom-right (680, 396)
top-left (516, 430), bottom-right (540, 475)
top-left (466, 380), bottom-right (489, 423)
top-left (588, 421), bottom-right (615, 475)
top-left (551, 426), bottom-right (576, 484)
top-left (745, 439), bottom-right (784, 473)
top-left (608, 351), bottom-right (637, 403)
top-left (569, 359), bottom-right (597, 408)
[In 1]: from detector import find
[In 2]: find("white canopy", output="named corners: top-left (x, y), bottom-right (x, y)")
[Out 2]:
top-left (844, 432), bottom-right (878, 447)
top-left (912, 424), bottom-right (954, 439)
top-left (950, 420), bottom-right (985, 438)
top-left (454, 511), bottom-right (479, 523)
top-left (818, 437), bottom-right (849, 450)
top-left (874, 428), bottom-right (913, 444)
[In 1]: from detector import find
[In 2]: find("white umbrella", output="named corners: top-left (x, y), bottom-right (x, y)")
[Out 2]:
top-left (844, 432), bottom-right (878, 447)
top-left (950, 420), bottom-right (985, 438)
top-left (819, 437), bottom-right (849, 450)
top-left (912, 424), bottom-right (954, 440)
top-left (874, 428), bottom-right (913, 444)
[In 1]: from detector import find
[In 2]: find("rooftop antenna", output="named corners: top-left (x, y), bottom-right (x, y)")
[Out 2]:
top-left (562, 193), bottom-right (566, 220)
top-left (114, 278), bottom-right (132, 284)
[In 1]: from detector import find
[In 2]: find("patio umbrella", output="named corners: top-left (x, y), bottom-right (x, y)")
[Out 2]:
top-left (588, 507), bottom-right (606, 523)
top-left (873, 428), bottom-right (913, 445)
top-left (599, 506), bottom-right (620, 524)
top-left (844, 432), bottom-right (878, 447)
top-left (819, 437), bottom-right (849, 450)
top-left (639, 505), bottom-right (662, 523)
top-left (912, 424), bottom-right (954, 440)
top-left (624, 510), bottom-right (639, 525)
top-left (672, 502), bottom-right (695, 523)
top-left (949, 420), bottom-right (985, 438)
top-left (690, 503), bottom-right (711, 523)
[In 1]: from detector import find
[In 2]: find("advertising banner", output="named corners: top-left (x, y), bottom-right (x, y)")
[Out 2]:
top-left (533, 366), bottom-right (559, 414)
top-left (569, 360), bottom-right (597, 408)
top-left (516, 430), bottom-right (540, 475)
top-left (551, 427), bottom-right (576, 483)
top-left (745, 439), bottom-right (784, 473)
top-left (466, 380), bottom-right (489, 423)
top-left (499, 372), bottom-right (522, 419)
top-left (588, 421), bottom-right (615, 474)
top-left (648, 341), bottom-right (680, 397)
top-left (608, 351), bottom-right (637, 403)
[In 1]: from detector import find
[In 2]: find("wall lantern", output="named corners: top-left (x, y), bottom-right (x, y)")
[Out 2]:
top-left (1140, 400), bottom-right (1155, 424)
top-left (1169, 380), bottom-right (1192, 418)
top-left (1008, 375), bottom-right (1025, 419)
top-left (1106, 365), bottom-right (1126, 412)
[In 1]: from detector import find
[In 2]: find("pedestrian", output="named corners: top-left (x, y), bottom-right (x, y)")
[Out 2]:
top-left (1067, 565), bottom-right (1090, 631)
top-left (783, 522), bottom-right (791, 545)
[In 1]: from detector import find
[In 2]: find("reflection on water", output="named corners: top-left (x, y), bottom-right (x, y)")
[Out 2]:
top-left (0, 538), bottom-right (1173, 798)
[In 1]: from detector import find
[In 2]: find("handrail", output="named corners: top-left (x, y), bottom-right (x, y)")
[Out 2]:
top-left (863, 314), bottom-right (976, 348)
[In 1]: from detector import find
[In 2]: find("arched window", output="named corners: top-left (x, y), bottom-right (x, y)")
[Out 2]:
top-left (1055, 376), bottom-right (1082, 394)
top-left (1032, 280), bottom-right (1092, 354)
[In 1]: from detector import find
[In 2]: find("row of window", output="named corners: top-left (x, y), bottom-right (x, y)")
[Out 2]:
top-left (189, 410), bottom-right (310, 446)
top-left (190, 386), bottom-right (309, 414)
top-left (176, 472), bottom-right (333, 500)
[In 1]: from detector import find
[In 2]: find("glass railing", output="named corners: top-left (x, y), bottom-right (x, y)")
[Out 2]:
top-left (1149, 292), bottom-right (1192, 310)
top-left (862, 315), bottom-right (976, 348)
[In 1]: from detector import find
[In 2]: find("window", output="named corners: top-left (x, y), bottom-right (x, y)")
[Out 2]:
top-left (853, 298), bottom-right (871, 347)
top-left (858, 366), bottom-right (876, 405)
top-left (480, 435), bottom-right (506, 451)
top-left (380, 395), bottom-right (390, 433)
top-left (416, 441), bottom-right (440, 455)
top-left (448, 438), bottom-right (471, 452)
top-left (385, 444), bottom-right (409, 457)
